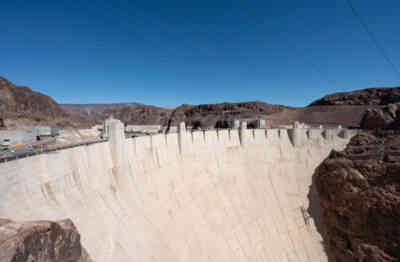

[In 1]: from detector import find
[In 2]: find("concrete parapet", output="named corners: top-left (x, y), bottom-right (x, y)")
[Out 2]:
top-left (266, 129), bottom-right (280, 140)
top-left (228, 129), bottom-right (241, 146)
top-left (217, 129), bottom-right (230, 145)
top-left (107, 118), bottom-right (126, 168)
top-left (322, 129), bottom-right (336, 141)
top-left (178, 122), bottom-right (190, 154)
top-left (191, 131), bottom-right (205, 146)
top-left (253, 129), bottom-right (267, 144)
top-left (239, 121), bottom-right (249, 146)
top-left (307, 128), bottom-right (324, 140)
top-left (204, 130), bottom-right (218, 145)
top-left (287, 128), bottom-right (308, 147)
top-left (231, 119), bottom-right (240, 129)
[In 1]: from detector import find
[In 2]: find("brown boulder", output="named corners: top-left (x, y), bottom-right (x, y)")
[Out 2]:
top-left (0, 218), bottom-right (92, 262)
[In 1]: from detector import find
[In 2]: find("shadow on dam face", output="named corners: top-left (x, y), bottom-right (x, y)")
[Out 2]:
top-left (308, 167), bottom-right (336, 262)
top-left (0, 127), bottom-right (352, 262)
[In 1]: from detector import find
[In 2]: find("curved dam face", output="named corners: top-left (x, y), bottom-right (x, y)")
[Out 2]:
top-left (0, 122), bottom-right (352, 262)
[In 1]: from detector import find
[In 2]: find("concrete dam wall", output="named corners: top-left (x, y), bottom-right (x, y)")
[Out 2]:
top-left (0, 121), bottom-right (353, 262)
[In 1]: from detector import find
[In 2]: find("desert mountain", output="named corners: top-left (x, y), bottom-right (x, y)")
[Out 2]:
top-left (0, 77), bottom-right (95, 128)
top-left (61, 103), bottom-right (146, 116)
top-left (0, 77), bottom-right (66, 120)
top-left (2, 75), bottom-right (400, 129)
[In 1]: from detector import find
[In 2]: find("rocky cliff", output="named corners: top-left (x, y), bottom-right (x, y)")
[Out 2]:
top-left (315, 106), bottom-right (400, 262)
top-left (0, 77), bottom-right (97, 128)
top-left (0, 77), bottom-right (67, 121)
top-left (0, 218), bottom-right (92, 262)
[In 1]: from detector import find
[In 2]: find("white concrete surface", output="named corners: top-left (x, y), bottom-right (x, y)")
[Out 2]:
top-left (0, 122), bottom-right (352, 262)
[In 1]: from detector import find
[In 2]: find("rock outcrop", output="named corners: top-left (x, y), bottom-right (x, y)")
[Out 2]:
top-left (0, 76), bottom-right (97, 128)
top-left (309, 87), bottom-right (400, 106)
top-left (0, 218), bottom-right (92, 262)
top-left (0, 77), bottom-right (67, 121)
top-left (315, 128), bottom-right (400, 261)
top-left (361, 104), bottom-right (400, 129)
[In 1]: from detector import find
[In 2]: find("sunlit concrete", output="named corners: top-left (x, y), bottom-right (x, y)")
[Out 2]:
top-left (0, 121), bottom-right (352, 262)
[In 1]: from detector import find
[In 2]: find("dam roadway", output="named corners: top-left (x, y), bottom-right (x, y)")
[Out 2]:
top-left (0, 120), bottom-right (353, 262)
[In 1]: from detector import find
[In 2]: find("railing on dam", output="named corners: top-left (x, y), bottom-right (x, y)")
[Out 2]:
top-left (0, 139), bottom-right (108, 163)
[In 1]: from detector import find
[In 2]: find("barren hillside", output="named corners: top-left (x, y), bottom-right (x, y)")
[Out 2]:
top-left (309, 87), bottom-right (400, 106)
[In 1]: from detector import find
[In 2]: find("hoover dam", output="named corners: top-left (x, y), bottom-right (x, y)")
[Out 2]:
top-left (0, 119), bottom-right (354, 262)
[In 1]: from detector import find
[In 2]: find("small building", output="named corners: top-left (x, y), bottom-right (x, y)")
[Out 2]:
top-left (35, 126), bottom-right (59, 137)
top-left (255, 119), bottom-right (266, 129)
top-left (231, 119), bottom-right (240, 129)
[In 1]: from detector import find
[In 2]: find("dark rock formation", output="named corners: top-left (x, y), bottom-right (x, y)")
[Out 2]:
top-left (315, 128), bottom-right (400, 261)
top-left (361, 104), bottom-right (400, 129)
top-left (309, 87), bottom-right (400, 106)
top-left (0, 117), bottom-right (5, 129)
top-left (0, 218), bottom-right (92, 262)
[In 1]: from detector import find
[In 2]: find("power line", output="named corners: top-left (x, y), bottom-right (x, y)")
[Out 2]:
top-left (345, 0), bottom-right (400, 79)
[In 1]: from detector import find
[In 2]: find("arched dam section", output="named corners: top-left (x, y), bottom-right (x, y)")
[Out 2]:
top-left (0, 121), bottom-right (354, 262)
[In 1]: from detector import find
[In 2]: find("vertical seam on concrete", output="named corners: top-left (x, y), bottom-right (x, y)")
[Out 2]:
top-left (177, 132), bottom-right (182, 155)
top-left (267, 168), bottom-right (302, 262)
top-left (226, 170), bottom-right (254, 261)
top-left (217, 172), bottom-right (251, 261)
top-left (182, 181), bottom-right (212, 261)
top-left (136, 168), bottom-right (180, 262)
top-left (241, 153), bottom-right (286, 261)
top-left (210, 156), bottom-right (239, 262)
top-left (213, 183), bottom-right (240, 262)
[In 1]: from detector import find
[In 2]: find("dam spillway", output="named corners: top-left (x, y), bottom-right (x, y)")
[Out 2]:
top-left (0, 121), bottom-right (353, 262)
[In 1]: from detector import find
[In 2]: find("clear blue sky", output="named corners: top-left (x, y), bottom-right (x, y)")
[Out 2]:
top-left (1, 0), bottom-right (399, 107)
